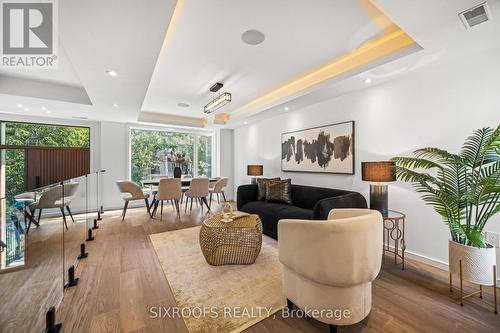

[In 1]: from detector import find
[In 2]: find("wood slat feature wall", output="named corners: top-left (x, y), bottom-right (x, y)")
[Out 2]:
top-left (24, 147), bottom-right (90, 190)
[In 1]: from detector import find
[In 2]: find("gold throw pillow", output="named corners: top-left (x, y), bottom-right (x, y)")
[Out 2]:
top-left (266, 179), bottom-right (292, 205)
top-left (256, 177), bottom-right (280, 201)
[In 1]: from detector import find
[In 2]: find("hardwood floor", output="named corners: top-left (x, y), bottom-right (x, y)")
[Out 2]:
top-left (57, 204), bottom-right (500, 333)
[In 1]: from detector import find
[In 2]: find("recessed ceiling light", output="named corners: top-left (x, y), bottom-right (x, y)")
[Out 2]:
top-left (177, 103), bottom-right (190, 108)
top-left (106, 70), bottom-right (118, 77)
top-left (113, 103), bottom-right (119, 108)
top-left (284, 106), bottom-right (290, 111)
top-left (364, 78), bottom-right (372, 84)
top-left (17, 104), bottom-right (23, 108)
top-left (244, 121), bottom-right (248, 125)
top-left (41, 106), bottom-right (47, 111)
top-left (242, 30), bottom-right (265, 45)
top-left (46, 110), bottom-right (52, 114)
top-left (24, 107), bottom-right (29, 111)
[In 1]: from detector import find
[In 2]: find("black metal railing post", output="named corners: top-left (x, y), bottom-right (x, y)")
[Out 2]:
top-left (43, 306), bottom-right (62, 333)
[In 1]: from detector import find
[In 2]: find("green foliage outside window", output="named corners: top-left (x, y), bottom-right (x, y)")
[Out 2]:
top-left (130, 129), bottom-right (212, 184)
top-left (1, 122), bottom-right (90, 202)
top-left (198, 135), bottom-right (212, 177)
top-left (3, 122), bottom-right (89, 147)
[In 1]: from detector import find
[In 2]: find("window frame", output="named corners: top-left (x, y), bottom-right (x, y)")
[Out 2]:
top-left (127, 124), bottom-right (216, 182)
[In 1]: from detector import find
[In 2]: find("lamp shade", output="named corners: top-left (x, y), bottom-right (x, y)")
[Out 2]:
top-left (361, 161), bottom-right (396, 182)
top-left (247, 165), bottom-right (263, 176)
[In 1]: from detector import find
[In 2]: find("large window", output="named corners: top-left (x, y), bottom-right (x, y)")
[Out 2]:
top-left (130, 128), bottom-right (213, 183)
top-left (1, 121), bottom-right (90, 269)
top-left (1, 122), bottom-right (90, 200)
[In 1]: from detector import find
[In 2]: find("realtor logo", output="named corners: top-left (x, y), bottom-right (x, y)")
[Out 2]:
top-left (1, 0), bottom-right (58, 68)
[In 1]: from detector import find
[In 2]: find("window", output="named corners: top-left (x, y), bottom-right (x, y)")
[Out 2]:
top-left (130, 128), bottom-right (214, 183)
top-left (197, 135), bottom-right (212, 177)
top-left (2, 122), bottom-right (90, 148)
top-left (0, 121), bottom-right (90, 269)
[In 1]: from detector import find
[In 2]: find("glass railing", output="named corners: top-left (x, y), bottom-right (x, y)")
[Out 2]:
top-left (0, 166), bottom-right (106, 332)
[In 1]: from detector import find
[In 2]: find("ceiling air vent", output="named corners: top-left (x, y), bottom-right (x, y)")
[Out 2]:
top-left (459, 2), bottom-right (492, 29)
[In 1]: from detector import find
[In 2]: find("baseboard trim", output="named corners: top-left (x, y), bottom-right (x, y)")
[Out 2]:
top-left (403, 250), bottom-right (449, 271)
top-left (390, 246), bottom-right (500, 284)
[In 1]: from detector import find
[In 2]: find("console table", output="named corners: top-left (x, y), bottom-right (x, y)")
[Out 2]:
top-left (383, 210), bottom-right (406, 270)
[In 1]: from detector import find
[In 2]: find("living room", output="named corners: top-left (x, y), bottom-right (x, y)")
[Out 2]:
top-left (0, 1), bottom-right (499, 333)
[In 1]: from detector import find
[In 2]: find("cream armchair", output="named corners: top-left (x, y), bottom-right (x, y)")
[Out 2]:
top-left (278, 209), bottom-right (383, 333)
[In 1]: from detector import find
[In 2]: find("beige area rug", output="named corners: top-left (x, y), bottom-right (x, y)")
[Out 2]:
top-left (149, 226), bottom-right (286, 333)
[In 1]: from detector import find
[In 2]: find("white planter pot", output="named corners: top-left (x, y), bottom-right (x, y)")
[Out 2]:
top-left (449, 240), bottom-right (497, 285)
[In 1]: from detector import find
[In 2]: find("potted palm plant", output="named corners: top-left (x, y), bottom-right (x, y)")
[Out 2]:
top-left (392, 126), bottom-right (499, 287)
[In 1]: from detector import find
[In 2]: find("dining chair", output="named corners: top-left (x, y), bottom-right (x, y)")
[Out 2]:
top-left (153, 178), bottom-right (182, 217)
top-left (116, 180), bottom-right (151, 220)
top-left (60, 182), bottom-right (79, 223)
top-left (27, 183), bottom-right (79, 232)
top-left (184, 178), bottom-right (210, 212)
top-left (209, 177), bottom-right (228, 207)
top-left (150, 175), bottom-right (168, 197)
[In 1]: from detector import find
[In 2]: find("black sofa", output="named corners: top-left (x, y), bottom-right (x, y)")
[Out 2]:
top-left (237, 184), bottom-right (367, 239)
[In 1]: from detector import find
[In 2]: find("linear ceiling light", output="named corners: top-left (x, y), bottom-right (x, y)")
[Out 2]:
top-left (204, 82), bottom-right (232, 114)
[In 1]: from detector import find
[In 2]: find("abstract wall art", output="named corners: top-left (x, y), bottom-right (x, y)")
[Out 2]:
top-left (281, 121), bottom-right (355, 174)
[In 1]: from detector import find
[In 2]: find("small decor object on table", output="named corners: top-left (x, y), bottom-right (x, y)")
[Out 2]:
top-left (220, 202), bottom-right (233, 223)
top-left (382, 210), bottom-right (406, 270)
top-left (392, 126), bottom-right (499, 313)
top-left (199, 209), bottom-right (263, 266)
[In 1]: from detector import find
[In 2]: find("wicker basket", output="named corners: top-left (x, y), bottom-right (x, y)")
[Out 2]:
top-left (199, 212), bottom-right (263, 266)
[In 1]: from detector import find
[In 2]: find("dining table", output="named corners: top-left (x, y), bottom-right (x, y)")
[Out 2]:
top-left (142, 177), bottom-right (218, 216)
top-left (141, 177), bottom-right (218, 187)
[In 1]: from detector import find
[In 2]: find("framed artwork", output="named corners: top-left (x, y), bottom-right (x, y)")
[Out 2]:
top-left (281, 121), bottom-right (355, 174)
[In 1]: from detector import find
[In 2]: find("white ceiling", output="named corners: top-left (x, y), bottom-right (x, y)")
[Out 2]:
top-left (0, 0), bottom-right (176, 121)
top-left (0, 0), bottom-right (498, 127)
top-left (142, 0), bottom-right (384, 118)
top-left (0, 45), bottom-right (81, 87)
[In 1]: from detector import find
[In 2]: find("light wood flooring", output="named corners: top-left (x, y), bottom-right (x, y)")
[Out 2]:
top-left (55, 203), bottom-right (500, 333)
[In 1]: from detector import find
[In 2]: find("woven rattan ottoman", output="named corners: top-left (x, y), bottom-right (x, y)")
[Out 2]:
top-left (199, 212), bottom-right (263, 266)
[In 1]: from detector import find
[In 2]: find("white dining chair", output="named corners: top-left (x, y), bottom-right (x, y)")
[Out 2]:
top-left (184, 178), bottom-right (210, 212)
top-left (28, 183), bottom-right (79, 232)
top-left (209, 177), bottom-right (228, 207)
top-left (116, 180), bottom-right (151, 220)
top-left (150, 175), bottom-right (168, 196)
top-left (60, 182), bottom-right (79, 223)
top-left (153, 178), bottom-right (182, 217)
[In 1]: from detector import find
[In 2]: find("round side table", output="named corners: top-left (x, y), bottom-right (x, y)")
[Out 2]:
top-left (199, 212), bottom-right (263, 266)
top-left (383, 210), bottom-right (406, 270)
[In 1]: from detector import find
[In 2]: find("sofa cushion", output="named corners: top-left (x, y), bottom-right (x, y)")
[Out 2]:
top-left (266, 178), bottom-right (292, 205)
top-left (256, 177), bottom-right (280, 201)
top-left (291, 185), bottom-right (355, 210)
top-left (241, 201), bottom-right (313, 239)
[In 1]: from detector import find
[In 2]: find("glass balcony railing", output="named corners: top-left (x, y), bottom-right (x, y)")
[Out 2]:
top-left (0, 166), bottom-right (106, 332)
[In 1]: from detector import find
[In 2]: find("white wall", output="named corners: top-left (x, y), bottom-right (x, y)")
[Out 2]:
top-left (219, 129), bottom-right (235, 200)
top-left (100, 122), bottom-right (129, 209)
top-left (234, 45), bottom-right (500, 271)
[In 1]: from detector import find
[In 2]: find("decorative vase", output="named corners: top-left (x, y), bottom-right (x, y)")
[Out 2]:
top-left (173, 167), bottom-right (182, 178)
top-left (448, 240), bottom-right (497, 285)
top-left (220, 203), bottom-right (233, 223)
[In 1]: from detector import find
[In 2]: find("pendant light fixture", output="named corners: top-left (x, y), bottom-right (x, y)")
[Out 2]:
top-left (204, 82), bottom-right (232, 114)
